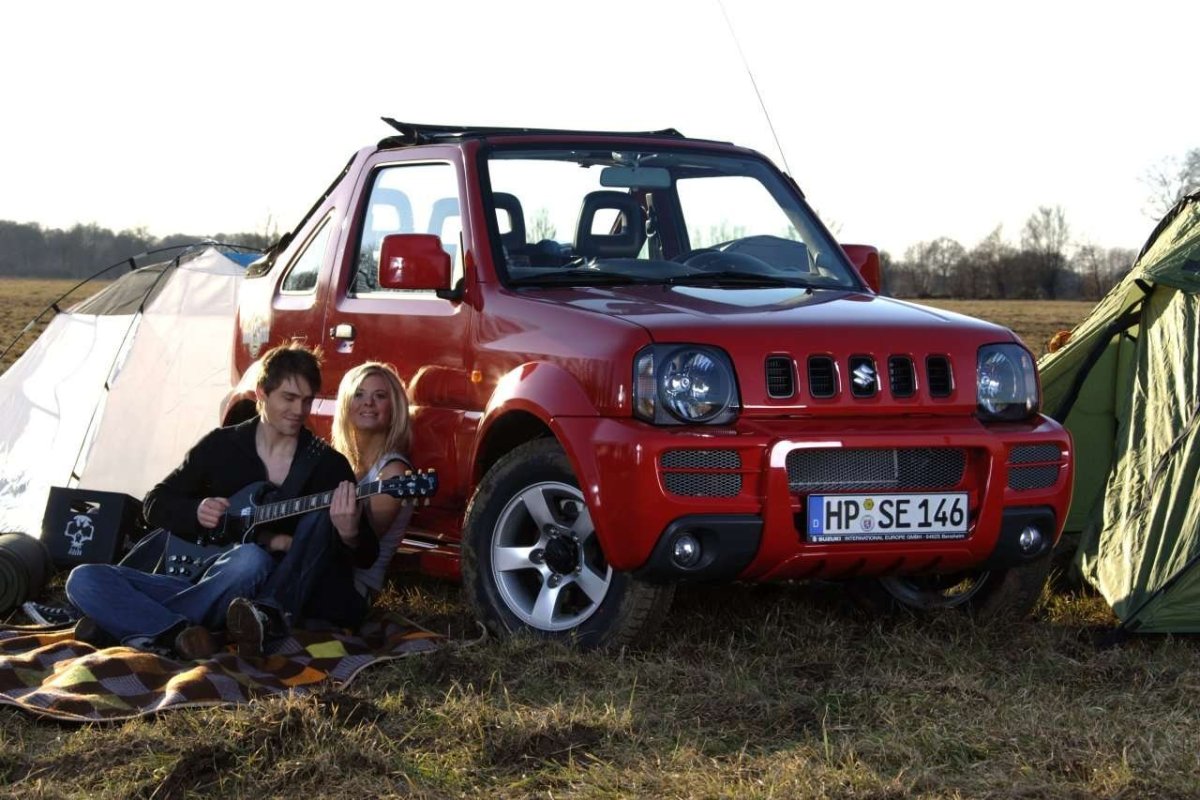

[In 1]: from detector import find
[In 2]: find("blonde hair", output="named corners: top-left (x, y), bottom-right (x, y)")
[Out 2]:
top-left (332, 362), bottom-right (411, 477)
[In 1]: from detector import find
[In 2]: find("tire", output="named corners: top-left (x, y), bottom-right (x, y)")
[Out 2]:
top-left (461, 438), bottom-right (674, 648)
top-left (849, 556), bottom-right (1053, 621)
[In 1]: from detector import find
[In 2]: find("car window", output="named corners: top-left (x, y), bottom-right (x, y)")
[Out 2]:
top-left (280, 215), bottom-right (333, 293)
top-left (485, 148), bottom-right (857, 290)
top-left (353, 162), bottom-right (462, 295)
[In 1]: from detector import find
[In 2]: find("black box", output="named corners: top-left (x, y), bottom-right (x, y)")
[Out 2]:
top-left (41, 487), bottom-right (143, 569)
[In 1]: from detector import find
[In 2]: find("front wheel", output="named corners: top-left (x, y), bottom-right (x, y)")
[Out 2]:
top-left (849, 556), bottom-right (1053, 621)
top-left (461, 439), bottom-right (674, 648)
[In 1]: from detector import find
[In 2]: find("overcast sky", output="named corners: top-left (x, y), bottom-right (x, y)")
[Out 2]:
top-left (1, 0), bottom-right (1196, 257)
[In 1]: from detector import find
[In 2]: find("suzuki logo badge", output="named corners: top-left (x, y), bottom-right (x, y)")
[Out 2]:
top-left (852, 362), bottom-right (876, 389)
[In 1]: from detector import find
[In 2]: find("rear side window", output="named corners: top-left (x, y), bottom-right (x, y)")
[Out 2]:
top-left (281, 216), bottom-right (333, 293)
top-left (353, 162), bottom-right (461, 295)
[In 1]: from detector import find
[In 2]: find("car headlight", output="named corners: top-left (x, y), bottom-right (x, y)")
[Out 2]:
top-left (976, 344), bottom-right (1039, 421)
top-left (634, 345), bottom-right (740, 425)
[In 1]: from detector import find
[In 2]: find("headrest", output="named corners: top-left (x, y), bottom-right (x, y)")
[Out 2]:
top-left (428, 197), bottom-right (460, 239)
top-left (574, 191), bottom-right (645, 259)
top-left (493, 192), bottom-right (526, 251)
top-left (367, 188), bottom-right (413, 233)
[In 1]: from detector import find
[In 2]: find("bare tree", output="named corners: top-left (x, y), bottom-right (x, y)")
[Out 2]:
top-left (1072, 244), bottom-right (1136, 299)
top-left (906, 237), bottom-right (965, 297)
top-left (968, 225), bottom-right (1013, 298)
top-left (1021, 206), bottom-right (1070, 299)
top-left (1142, 148), bottom-right (1200, 219)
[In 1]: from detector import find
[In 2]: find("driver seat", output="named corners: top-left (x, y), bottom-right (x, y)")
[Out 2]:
top-left (574, 191), bottom-right (645, 259)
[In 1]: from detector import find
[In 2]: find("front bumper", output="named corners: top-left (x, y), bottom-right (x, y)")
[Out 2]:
top-left (552, 414), bottom-right (1072, 581)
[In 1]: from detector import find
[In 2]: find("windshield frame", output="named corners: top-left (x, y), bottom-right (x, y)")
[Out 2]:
top-left (476, 142), bottom-right (865, 292)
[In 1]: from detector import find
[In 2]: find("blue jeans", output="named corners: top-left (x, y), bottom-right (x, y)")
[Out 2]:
top-left (258, 513), bottom-right (366, 629)
top-left (65, 544), bottom-right (275, 644)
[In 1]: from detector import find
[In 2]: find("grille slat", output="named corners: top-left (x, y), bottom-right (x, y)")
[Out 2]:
top-left (808, 357), bottom-right (837, 398)
top-left (1008, 465), bottom-right (1060, 491)
top-left (927, 356), bottom-right (953, 397)
top-left (786, 447), bottom-right (966, 493)
top-left (1009, 444), bottom-right (1062, 464)
top-left (660, 450), bottom-right (741, 469)
top-left (664, 473), bottom-right (743, 497)
top-left (765, 356), bottom-right (796, 399)
top-left (888, 356), bottom-right (916, 397)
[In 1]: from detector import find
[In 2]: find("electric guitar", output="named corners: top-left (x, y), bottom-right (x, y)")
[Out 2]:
top-left (156, 469), bottom-right (438, 580)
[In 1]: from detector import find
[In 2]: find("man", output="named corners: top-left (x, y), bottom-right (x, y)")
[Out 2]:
top-left (65, 344), bottom-right (377, 659)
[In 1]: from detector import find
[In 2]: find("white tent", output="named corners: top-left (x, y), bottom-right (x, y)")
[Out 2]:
top-left (0, 247), bottom-right (249, 538)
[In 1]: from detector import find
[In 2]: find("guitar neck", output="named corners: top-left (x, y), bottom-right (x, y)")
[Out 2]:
top-left (252, 481), bottom-right (385, 527)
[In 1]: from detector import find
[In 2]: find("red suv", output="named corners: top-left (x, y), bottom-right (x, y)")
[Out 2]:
top-left (231, 121), bottom-right (1074, 647)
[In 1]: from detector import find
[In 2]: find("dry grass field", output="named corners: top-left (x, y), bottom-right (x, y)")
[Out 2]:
top-left (4, 280), bottom-right (1199, 799)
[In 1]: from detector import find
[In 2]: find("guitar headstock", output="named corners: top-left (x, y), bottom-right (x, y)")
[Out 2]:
top-left (380, 468), bottom-right (439, 505)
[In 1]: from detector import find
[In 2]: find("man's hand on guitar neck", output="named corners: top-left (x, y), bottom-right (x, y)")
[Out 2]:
top-left (330, 480), bottom-right (363, 545)
top-left (197, 497), bottom-right (231, 530)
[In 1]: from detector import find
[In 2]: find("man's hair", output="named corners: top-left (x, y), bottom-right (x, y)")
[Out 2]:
top-left (257, 343), bottom-right (323, 396)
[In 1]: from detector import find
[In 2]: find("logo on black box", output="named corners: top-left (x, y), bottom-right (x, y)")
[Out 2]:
top-left (63, 502), bottom-right (99, 557)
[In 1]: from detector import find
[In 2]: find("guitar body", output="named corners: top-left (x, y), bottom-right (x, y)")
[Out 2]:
top-left (211, 480), bottom-right (277, 545)
top-left (153, 472), bottom-right (437, 581)
top-left (157, 481), bottom-right (275, 580)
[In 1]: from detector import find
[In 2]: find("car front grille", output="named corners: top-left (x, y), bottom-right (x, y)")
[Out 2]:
top-left (663, 473), bottom-right (743, 497)
top-left (1008, 465), bottom-right (1060, 491)
top-left (764, 354), bottom-right (954, 401)
top-left (1007, 443), bottom-right (1065, 490)
top-left (786, 447), bottom-right (966, 493)
top-left (661, 449), bottom-right (743, 497)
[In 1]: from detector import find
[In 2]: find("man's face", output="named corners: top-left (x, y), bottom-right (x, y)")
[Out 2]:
top-left (258, 375), bottom-right (315, 437)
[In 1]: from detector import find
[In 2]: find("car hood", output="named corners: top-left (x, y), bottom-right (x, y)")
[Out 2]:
top-left (530, 285), bottom-right (1017, 347)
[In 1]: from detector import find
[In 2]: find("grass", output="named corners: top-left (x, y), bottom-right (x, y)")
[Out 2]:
top-left (3, 280), bottom-right (1192, 798)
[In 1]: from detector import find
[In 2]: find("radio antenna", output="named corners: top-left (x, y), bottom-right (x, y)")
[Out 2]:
top-left (716, 0), bottom-right (793, 176)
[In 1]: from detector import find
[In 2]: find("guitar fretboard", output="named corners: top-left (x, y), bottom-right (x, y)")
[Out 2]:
top-left (252, 480), bottom-right (386, 526)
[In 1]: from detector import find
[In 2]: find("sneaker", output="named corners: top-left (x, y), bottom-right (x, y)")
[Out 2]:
top-left (173, 625), bottom-right (218, 660)
top-left (226, 598), bottom-right (267, 659)
top-left (73, 616), bottom-right (118, 649)
top-left (22, 601), bottom-right (82, 627)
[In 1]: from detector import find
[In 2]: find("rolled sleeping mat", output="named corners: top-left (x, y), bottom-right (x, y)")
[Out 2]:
top-left (0, 532), bottom-right (55, 615)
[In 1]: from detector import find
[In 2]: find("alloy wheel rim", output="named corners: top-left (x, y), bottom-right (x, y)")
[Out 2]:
top-left (490, 481), bottom-right (613, 631)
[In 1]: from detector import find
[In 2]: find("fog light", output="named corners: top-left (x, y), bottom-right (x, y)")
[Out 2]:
top-left (671, 533), bottom-right (702, 568)
top-left (1018, 525), bottom-right (1043, 554)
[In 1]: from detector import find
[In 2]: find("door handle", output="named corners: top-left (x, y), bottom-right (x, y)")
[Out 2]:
top-left (329, 323), bottom-right (356, 341)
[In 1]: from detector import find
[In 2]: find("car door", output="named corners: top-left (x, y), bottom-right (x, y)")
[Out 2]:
top-left (318, 148), bottom-right (478, 534)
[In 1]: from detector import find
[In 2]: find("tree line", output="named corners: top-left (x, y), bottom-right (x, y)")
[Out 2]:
top-left (881, 207), bottom-right (1137, 301)
top-left (883, 147), bottom-right (1199, 300)
top-left (0, 220), bottom-right (274, 280)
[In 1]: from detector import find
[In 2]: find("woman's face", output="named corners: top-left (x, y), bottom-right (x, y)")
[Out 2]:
top-left (350, 373), bottom-right (392, 433)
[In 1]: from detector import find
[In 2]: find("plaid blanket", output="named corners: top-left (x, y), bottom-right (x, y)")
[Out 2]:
top-left (0, 615), bottom-right (444, 722)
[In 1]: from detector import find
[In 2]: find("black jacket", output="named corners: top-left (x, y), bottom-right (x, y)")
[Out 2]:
top-left (143, 417), bottom-right (378, 568)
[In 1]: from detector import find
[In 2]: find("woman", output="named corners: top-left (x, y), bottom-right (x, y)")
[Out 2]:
top-left (331, 362), bottom-right (414, 597)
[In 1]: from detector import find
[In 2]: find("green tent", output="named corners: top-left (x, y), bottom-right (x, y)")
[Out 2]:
top-left (1039, 192), bottom-right (1200, 632)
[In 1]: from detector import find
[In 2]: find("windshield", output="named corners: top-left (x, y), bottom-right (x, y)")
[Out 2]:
top-left (484, 147), bottom-right (860, 290)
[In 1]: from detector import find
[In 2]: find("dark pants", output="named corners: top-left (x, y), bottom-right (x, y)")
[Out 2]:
top-left (66, 544), bottom-right (274, 644)
top-left (257, 513), bottom-right (367, 629)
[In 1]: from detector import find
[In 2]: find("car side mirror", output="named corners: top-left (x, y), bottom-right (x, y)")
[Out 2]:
top-left (841, 244), bottom-right (882, 294)
top-left (378, 234), bottom-right (452, 291)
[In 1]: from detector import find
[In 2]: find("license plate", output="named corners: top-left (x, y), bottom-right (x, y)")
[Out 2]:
top-left (806, 492), bottom-right (969, 543)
